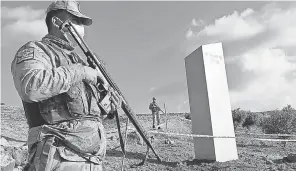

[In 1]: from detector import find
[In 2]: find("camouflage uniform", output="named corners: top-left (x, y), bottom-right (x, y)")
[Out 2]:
top-left (149, 98), bottom-right (160, 128)
top-left (11, 1), bottom-right (107, 171)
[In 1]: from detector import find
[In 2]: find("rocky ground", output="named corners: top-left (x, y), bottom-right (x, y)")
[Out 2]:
top-left (1, 104), bottom-right (296, 171)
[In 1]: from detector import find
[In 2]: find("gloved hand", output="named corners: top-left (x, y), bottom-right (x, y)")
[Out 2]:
top-left (103, 87), bottom-right (123, 120)
top-left (109, 87), bottom-right (123, 112)
top-left (83, 66), bottom-right (105, 85)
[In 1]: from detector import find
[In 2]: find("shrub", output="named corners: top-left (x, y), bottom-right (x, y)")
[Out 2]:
top-left (242, 113), bottom-right (257, 130)
top-left (184, 113), bottom-right (191, 120)
top-left (232, 108), bottom-right (242, 129)
top-left (282, 104), bottom-right (294, 112)
top-left (261, 109), bottom-right (296, 135)
top-left (232, 108), bottom-right (258, 130)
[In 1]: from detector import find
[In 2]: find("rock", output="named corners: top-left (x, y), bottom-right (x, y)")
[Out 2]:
top-left (267, 168), bottom-right (277, 171)
top-left (20, 146), bottom-right (27, 151)
top-left (13, 166), bottom-right (23, 171)
top-left (266, 159), bottom-right (273, 165)
top-left (0, 155), bottom-right (15, 171)
top-left (0, 138), bottom-right (10, 146)
top-left (266, 154), bottom-right (283, 161)
top-left (9, 142), bottom-right (26, 148)
top-left (12, 148), bottom-right (27, 166)
top-left (286, 153), bottom-right (296, 162)
top-left (0, 146), bottom-right (4, 153)
top-left (164, 139), bottom-right (174, 144)
top-left (127, 131), bottom-right (143, 145)
top-left (1, 144), bottom-right (16, 171)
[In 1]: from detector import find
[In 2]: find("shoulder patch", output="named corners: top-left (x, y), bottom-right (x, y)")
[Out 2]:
top-left (16, 47), bottom-right (35, 64)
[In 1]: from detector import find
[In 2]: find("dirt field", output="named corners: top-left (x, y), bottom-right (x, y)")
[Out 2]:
top-left (1, 105), bottom-right (296, 171)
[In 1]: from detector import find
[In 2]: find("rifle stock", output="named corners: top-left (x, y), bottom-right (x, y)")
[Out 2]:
top-left (53, 17), bottom-right (161, 162)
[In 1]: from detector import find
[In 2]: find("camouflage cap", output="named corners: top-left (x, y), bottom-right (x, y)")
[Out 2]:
top-left (153, 97), bottom-right (156, 100)
top-left (46, 0), bottom-right (92, 26)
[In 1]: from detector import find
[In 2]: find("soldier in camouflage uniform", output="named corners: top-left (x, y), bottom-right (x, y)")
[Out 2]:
top-left (11, 1), bottom-right (122, 170)
top-left (149, 97), bottom-right (161, 129)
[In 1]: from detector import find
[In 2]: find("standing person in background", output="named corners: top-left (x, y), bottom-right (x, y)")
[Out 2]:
top-left (149, 97), bottom-right (161, 129)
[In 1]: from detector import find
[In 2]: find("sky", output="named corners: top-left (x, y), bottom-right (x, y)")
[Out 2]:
top-left (1, 1), bottom-right (296, 114)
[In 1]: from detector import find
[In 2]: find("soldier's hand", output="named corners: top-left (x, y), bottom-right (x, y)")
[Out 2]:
top-left (109, 87), bottom-right (123, 112)
top-left (83, 66), bottom-right (105, 85)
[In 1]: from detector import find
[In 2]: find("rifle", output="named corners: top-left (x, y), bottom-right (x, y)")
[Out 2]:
top-left (52, 17), bottom-right (162, 166)
top-left (153, 102), bottom-right (165, 114)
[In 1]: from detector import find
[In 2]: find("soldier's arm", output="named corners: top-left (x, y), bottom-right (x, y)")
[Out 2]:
top-left (11, 42), bottom-right (87, 102)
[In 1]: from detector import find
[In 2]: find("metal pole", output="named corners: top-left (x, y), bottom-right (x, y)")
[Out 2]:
top-left (164, 103), bottom-right (168, 139)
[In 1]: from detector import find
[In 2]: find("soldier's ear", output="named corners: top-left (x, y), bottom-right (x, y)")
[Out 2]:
top-left (51, 17), bottom-right (60, 29)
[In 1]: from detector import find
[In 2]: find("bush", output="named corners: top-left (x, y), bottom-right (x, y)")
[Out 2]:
top-left (282, 104), bottom-right (294, 112)
top-left (232, 108), bottom-right (262, 130)
top-left (184, 113), bottom-right (191, 120)
top-left (232, 108), bottom-right (242, 129)
top-left (242, 113), bottom-right (257, 130)
top-left (261, 109), bottom-right (296, 134)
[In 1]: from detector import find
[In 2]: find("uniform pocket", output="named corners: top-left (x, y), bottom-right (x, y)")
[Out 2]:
top-left (62, 120), bottom-right (102, 154)
top-left (33, 137), bottom-right (60, 171)
top-left (65, 82), bottom-right (89, 117)
top-left (38, 95), bottom-right (71, 124)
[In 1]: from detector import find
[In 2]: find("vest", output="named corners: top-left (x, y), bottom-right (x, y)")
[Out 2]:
top-left (150, 102), bottom-right (159, 112)
top-left (22, 37), bottom-right (101, 128)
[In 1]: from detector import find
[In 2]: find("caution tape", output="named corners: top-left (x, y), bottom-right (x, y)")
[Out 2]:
top-left (147, 131), bottom-right (296, 142)
top-left (106, 129), bottom-right (296, 142)
top-left (254, 138), bottom-right (296, 142)
top-left (235, 132), bottom-right (296, 137)
top-left (107, 128), bottom-right (296, 140)
top-left (105, 119), bottom-right (296, 142)
top-left (177, 118), bottom-right (296, 138)
top-left (148, 131), bottom-right (236, 138)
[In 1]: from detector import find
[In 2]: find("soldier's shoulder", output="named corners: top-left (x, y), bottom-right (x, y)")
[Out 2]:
top-left (16, 41), bottom-right (42, 51)
top-left (14, 40), bottom-right (47, 64)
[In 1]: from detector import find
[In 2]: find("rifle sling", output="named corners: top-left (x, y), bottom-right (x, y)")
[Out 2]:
top-left (83, 83), bottom-right (126, 158)
top-left (115, 110), bottom-right (126, 156)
